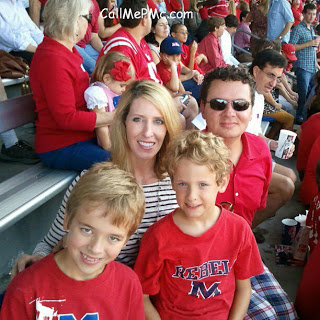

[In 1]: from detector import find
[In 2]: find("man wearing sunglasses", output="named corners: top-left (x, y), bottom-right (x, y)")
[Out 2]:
top-left (200, 66), bottom-right (297, 320)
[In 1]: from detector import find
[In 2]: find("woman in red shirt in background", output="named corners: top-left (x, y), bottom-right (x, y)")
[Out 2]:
top-left (30, 0), bottom-right (113, 172)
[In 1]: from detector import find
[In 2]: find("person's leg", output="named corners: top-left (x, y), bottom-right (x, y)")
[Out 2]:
top-left (273, 162), bottom-right (297, 183)
top-left (265, 109), bottom-right (294, 131)
top-left (249, 265), bottom-right (298, 320)
top-left (252, 170), bottom-right (295, 228)
top-left (84, 44), bottom-right (100, 61)
top-left (296, 68), bottom-right (313, 121)
top-left (182, 79), bottom-right (201, 101)
top-left (10, 51), bottom-right (34, 65)
top-left (74, 45), bottom-right (96, 76)
top-left (278, 96), bottom-right (296, 117)
top-left (38, 138), bottom-right (111, 172)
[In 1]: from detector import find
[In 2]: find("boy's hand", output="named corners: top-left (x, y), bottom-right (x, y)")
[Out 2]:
top-left (10, 254), bottom-right (44, 280)
top-left (192, 71), bottom-right (204, 85)
top-left (164, 55), bottom-right (177, 67)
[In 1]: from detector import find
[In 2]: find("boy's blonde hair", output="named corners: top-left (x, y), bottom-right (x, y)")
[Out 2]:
top-left (90, 51), bottom-right (135, 84)
top-left (65, 162), bottom-right (145, 239)
top-left (111, 80), bottom-right (181, 179)
top-left (165, 130), bottom-right (232, 185)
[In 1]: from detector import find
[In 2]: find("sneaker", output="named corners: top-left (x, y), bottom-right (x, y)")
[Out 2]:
top-left (0, 140), bottom-right (40, 164)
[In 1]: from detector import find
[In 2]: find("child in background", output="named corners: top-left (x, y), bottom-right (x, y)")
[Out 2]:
top-left (157, 37), bottom-right (200, 129)
top-left (134, 130), bottom-right (264, 320)
top-left (85, 52), bottom-right (134, 150)
top-left (0, 162), bottom-right (145, 320)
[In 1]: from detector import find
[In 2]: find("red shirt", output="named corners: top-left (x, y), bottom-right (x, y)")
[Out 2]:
top-left (216, 133), bottom-right (272, 225)
top-left (198, 33), bottom-right (228, 73)
top-left (148, 0), bottom-right (159, 11)
top-left (296, 113), bottom-right (320, 172)
top-left (181, 43), bottom-right (204, 74)
top-left (156, 60), bottom-right (181, 85)
top-left (0, 253), bottom-right (145, 320)
top-left (165, 0), bottom-right (190, 12)
top-left (134, 207), bottom-right (263, 320)
top-left (29, 37), bottom-right (96, 153)
top-left (199, 0), bottom-right (229, 20)
top-left (300, 136), bottom-right (320, 205)
top-left (291, 2), bottom-right (303, 27)
top-left (99, 28), bottom-right (162, 83)
top-left (77, 0), bottom-right (100, 48)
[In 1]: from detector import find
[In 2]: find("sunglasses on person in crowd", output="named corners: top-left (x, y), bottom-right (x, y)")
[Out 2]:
top-left (205, 98), bottom-right (251, 111)
top-left (81, 13), bottom-right (92, 23)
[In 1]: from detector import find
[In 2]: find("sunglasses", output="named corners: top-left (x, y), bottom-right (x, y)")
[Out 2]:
top-left (205, 98), bottom-right (251, 111)
top-left (81, 13), bottom-right (92, 23)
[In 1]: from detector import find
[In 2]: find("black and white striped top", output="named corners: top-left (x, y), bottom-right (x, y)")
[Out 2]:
top-left (33, 173), bottom-right (178, 267)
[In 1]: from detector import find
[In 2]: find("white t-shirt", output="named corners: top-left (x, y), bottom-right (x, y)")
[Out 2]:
top-left (219, 30), bottom-right (240, 67)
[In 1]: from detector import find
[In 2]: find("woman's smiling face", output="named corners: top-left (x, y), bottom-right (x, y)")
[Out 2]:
top-left (125, 97), bottom-right (167, 163)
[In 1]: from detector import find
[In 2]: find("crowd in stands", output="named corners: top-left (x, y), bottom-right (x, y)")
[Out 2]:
top-left (1, 0), bottom-right (320, 318)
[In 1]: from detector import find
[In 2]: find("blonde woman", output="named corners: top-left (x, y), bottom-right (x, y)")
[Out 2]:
top-left (12, 80), bottom-right (182, 275)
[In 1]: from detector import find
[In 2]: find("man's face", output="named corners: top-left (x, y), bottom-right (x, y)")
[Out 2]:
top-left (200, 80), bottom-right (252, 141)
top-left (303, 9), bottom-right (317, 25)
top-left (253, 63), bottom-right (283, 94)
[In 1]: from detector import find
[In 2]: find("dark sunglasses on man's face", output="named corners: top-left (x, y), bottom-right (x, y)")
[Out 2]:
top-left (81, 13), bottom-right (92, 23)
top-left (205, 98), bottom-right (251, 112)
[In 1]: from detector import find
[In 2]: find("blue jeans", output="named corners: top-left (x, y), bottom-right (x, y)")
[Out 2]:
top-left (75, 44), bottom-right (99, 76)
top-left (296, 68), bottom-right (314, 120)
top-left (182, 79), bottom-right (202, 101)
top-left (38, 138), bottom-right (111, 172)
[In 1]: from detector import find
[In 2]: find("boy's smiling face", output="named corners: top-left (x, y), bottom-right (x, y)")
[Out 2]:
top-left (56, 202), bottom-right (128, 281)
top-left (172, 158), bottom-right (228, 222)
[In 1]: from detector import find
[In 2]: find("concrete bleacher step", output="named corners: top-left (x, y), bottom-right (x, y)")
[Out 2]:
top-left (0, 163), bottom-right (77, 233)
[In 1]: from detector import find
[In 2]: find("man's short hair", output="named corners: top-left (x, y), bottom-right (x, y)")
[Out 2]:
top-left (224, 14), bottom-right (239, 28)
top-left (165, 130), bottom-right (231, 186)
top-left (65, 162), bottom-right (145, 239)
top-left (302, 2), bottom-right (317, 13)
top-left (208, 16), bottom-right (225, 32)
top-left (249, 49), bottom-right (287, 74)
top-left (240, 10), bottom-right (249, 22)
top-left (200, 66), bottom-right (255, 106)
top-left (119, 0), bottom-right (148, 28)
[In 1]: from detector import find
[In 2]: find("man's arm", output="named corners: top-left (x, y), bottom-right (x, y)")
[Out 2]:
top-left (29, 0), bottom-right (42, 27)
top-left (143, 295), bottom-right (162, 320)
top-left (294, 38), bottom-right (320, 51)
top-left (276, 22), bottom-right (293, 41)
top-left (228, 278), bottom-right (252, 320)
top-left (89, 33), bottom-right (104, 53)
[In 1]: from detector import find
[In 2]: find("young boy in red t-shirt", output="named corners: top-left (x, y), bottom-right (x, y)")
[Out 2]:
top-left (157, 37), bottom-right (199, 129)
top-left (134, 130), bottom-right (264, 320)
top-left (1, 163), bottom-right (145, 320)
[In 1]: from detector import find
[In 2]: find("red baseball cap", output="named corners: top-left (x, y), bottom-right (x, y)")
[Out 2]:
top-left (281, 43), bottom-right (297, 61)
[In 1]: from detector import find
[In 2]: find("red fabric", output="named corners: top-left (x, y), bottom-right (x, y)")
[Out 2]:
top-left (181, 43), bottom-right (204, 74)
top-left (77, 0), bottom-right (100, 48)
top-left (0, 254), bottom-right (145, 320)
top-left (98, 28), bottom-right (162, 83)
top-left (156, 60), bottom-right (181, 85)
top-left (29, 37), bottom-right (96, 153)
top-left (295, 241), bottom-right (320, 320)
top-left (165, 0), bottom-right (190, 12)
top-left (134, 207), bottom-right (263, 320)
top-left (216, 133), bottom-right (272, 226)
top-left (39, 0), bottom-right (46, 4)
top-left (198, 33), bottom-right (228, 73)
top-left (296, 113), bottom-right (320, 172)
top-left (148, 0), bottom-right (159, 11)
top-left (291, 1), bottom-right (303, 27)
top-left (199, 0), bottom-right (229, 19)
top-left (299, 136), bottom-right (320, 205)
top-left (306, 192), bottom-right (320, 252)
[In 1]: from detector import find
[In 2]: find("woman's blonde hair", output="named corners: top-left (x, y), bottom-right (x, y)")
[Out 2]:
top-left (110, 80), bottom-right (181, 179)
top-left (90, 52), bottom-right (135, 84)
top-left (65, 162), bottom-right (145, 239)
top-left (43, 0), bottom-right (92, 42)
top-left (165, 130), bottom-right (232, 185)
